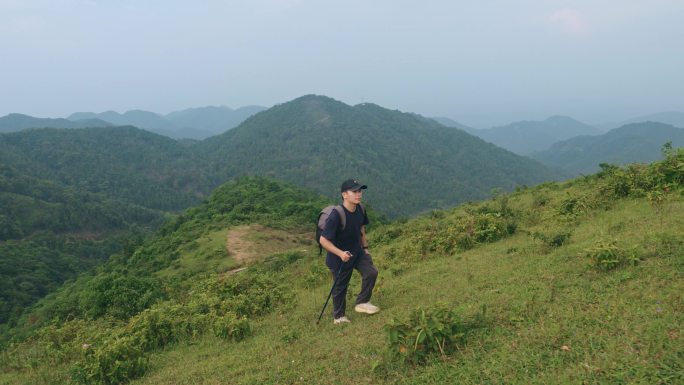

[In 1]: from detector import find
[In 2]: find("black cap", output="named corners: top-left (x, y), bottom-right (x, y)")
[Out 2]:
top-left (340, 179), bottom-right (367, 192)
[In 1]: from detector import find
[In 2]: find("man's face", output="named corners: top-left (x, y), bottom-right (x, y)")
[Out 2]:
top-left (342, 189), bottom-right (363, 204)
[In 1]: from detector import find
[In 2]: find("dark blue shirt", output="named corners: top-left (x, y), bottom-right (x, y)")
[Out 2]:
top-left (321, 204), bottom-right (369, 271)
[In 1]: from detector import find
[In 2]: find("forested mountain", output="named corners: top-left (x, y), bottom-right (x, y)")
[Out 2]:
top-left (199, 95), bottom-right (558, 217)
top-left (0, 126), bottom-right (211, 210)
top-left (0, 165), bottom-right (167, 325)
top-left (531, 122), bottom-right (684, 175)
top-left (0, 113), bottom-right (111, 133)
top-left (462, 115), bottom-right (601, 155)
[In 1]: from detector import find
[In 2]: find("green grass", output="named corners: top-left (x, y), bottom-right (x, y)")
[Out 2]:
top-left (2, 173), bottom-right (683, 384)
top-left (126, 192), bottom-right (682, 384)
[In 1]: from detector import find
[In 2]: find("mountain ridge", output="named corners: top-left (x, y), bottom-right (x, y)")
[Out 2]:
top-left (531, 121), bottom-right (684, 175)
top-left (199, 94), bottom-right (558, 217)
top-left (460, 115), bottom-right (601, 155)
top-left (0, 113), bottom-right (111, 133)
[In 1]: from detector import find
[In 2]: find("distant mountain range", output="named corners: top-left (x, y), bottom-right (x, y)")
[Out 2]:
top-left (530, 122), bottom-right (684, 175)
top-left (0, 113), bottom-right (111, 133)
top-left (439, 116), bottom-right (601, 156)
top-left (165, 105), bottom-right (266, 137)
top-left (597, 111), bottom-right (684, 131)
top-left (0, 106), bottom-right (267, 140)
top-left (67, 105), bottom-right (267, 139)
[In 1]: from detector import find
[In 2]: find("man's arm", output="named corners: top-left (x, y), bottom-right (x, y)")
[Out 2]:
top-left (360, 225), bottom-right (369, 253)
top-left (320, 235), bottom-right (352, 262)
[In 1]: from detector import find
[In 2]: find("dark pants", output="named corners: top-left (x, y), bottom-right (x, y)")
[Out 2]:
top-left (329, 253), bottom-right (378, 319)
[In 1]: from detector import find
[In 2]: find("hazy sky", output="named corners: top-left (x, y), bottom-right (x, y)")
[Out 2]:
top-left (1, 0), bottom-right (683, 127)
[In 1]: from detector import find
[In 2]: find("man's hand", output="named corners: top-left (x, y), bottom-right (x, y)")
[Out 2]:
top-left (339, 251), bottom-right (352, 262)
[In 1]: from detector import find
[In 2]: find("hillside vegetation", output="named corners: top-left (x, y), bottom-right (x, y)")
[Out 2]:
top-left (1, 149), bottom-right (682, 384)
top-left (0, 165), bottom-right (167, 327)
top-left (0, 96), bottom-right (562, 330)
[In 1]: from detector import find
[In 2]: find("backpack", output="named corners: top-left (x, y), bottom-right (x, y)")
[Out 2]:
top-left (315, 204), bottom-right (365, 255)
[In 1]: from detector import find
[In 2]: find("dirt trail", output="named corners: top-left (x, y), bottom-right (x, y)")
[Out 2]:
top-left (225, 225), bottom-right (260, 264)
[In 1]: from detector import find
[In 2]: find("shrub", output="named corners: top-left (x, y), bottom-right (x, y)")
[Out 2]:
top-left (78, 273), bottom-right (164, 320)
top-left (586, 241), bottom-right (638, 271)
top-left (531, 231), bottom-right (572, 249)
top-left (71, 335), bottom-right (148, 385)
top-left (384, 304), bottom-right (465, 364)
top-left (127, 306), bottom-right (182, 351)
top-left (212, 313), bottom-right (251, 341)
top-left (558, 194), bottom-right (589, 217)
top-left (532, 193), bottom-right (550, 208)
top-left (203, 272), bottom-right (292, 317)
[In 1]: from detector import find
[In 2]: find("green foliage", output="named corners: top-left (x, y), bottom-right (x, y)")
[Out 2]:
top-left (586, 240), bottom-right (638, 271)
top-left (375, 202), bottom-right (517, 264)
top-left (212, 313), bottom-right (251, 341)
top-left (597, 147), bottom-right (684, 199)
top-left (531, 192), bottom-right (550, 208)
top-left (2, 177), bottom-right (316, 342)
top-left (530, 230), bottom-right (572, 249)
top-left (78, 273), bottom-right (165, 320)
top-left (0, 127), bottom-right (209, 211)
top-left (196, 272), bottom-right (292, 318)
top-left (71, 335), bottom-right (149, 385)
top-left (0, 234), bottom-right (139, 327)
top-left (385, 304), bottom-right (465, 364)
top-left (66, 270), bottom-right (287, 384)
top-left (0, 164), bottom-right (164, 327)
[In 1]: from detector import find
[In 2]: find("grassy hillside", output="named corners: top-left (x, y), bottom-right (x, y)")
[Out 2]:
top-left (200, 95), bottom-right (558, 217)
top-left (531, 122), bottom-right (684, 176)
top-left (2, 151), bottom-right (682, 384)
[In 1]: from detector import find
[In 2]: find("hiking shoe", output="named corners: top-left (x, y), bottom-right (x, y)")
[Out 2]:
top-left (333, 316), bottom-right (351, 324)
top-left (354, 302), bottom-right (380, 314)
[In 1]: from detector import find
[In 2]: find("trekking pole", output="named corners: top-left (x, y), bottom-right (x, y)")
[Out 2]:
top-left (316, 261), bottom-right (345, 324)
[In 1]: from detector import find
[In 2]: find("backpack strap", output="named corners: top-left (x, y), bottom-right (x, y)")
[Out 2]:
top-left (336, 204), bottom-right (365, 231)
top-left (333, 205), bottom-right (346, 230)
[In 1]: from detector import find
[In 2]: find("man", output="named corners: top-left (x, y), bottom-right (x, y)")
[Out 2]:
top-left (319, 179), bottom-right (380, 324)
